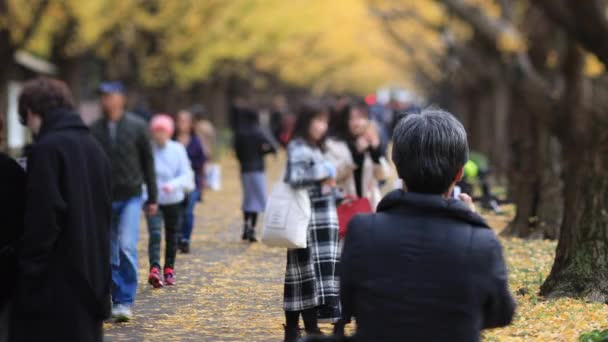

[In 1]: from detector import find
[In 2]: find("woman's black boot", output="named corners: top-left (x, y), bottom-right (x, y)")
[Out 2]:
top-left (247, 226), bottom-right (258, 242)
top-left (284, 324), bottom-right (301, 342)
top-left (302, 308), bottom-right (323, 336)
top-left (242, 223), bottom-right (249, 241)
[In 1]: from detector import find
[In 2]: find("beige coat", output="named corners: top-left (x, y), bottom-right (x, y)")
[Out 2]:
top-left (325, 138), bottom-right (391, 210)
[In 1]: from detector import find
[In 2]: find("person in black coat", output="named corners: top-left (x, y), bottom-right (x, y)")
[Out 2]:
top-left (10, 78), bottom-right (112, 342)
top-left (0, 136), bottom-right (26, 342)
top-left (234, 109), bottom-right (278, 241)
top-left (340, 108), bottom-right (515, 342)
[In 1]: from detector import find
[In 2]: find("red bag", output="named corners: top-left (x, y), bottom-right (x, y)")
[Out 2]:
top-left (338, 196), bottom-right (372, 239)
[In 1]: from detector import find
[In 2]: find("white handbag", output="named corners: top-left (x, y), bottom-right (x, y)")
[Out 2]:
top-left (262, 180), bottom-right (311, 249)
top-left (205, 163), bottom-right (222, 191)
top-left (183, 168), bottom-right (196, 193)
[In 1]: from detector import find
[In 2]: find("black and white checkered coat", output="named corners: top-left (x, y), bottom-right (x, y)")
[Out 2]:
top-left (283, 139), bottom-right (340, 316)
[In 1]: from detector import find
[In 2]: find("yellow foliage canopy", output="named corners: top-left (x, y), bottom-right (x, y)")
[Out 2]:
top-left (2, 0), bottom-right (421, 94)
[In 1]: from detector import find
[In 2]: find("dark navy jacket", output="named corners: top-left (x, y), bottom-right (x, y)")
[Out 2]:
top-left (234, 127), bottom-right (277, 173)
top-left (14, 109), bottom-right (112, 322)
top-left (341, 190), bottom-right (515, 342)
top-left (0, 153), bottom-right (25, 309)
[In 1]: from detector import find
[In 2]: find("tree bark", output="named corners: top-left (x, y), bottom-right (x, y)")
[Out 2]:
top-left (540, 140), bottom-right (608, 300)
top-left (540, 44), bottom-right (608, 301)
top-left (502, 91), bottom-right (563, 239)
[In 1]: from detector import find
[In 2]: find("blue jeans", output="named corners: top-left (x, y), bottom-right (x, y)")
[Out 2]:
top-left (110, 196), bottom-right (143, 306)
top-left (180, 189), bottom-right (201, 243)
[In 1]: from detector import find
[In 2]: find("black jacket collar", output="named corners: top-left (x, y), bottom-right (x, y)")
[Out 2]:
top-left (37, 108), bottom-right (88, 141)
top-left (377, 190), bottom-right (491, 228)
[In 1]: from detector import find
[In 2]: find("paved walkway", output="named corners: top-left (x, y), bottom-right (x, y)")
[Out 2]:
top-left (104, 156), bottom-right (297, 341)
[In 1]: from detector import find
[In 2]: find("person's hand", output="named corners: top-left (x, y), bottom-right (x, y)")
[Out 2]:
top-left (145, 203), bottom-right (158, 216)
top-left (459, 193), bottom-right (477, 213)
top-left (161, 183), bottom-right (174, 193)
top-left (356, 136), bottom-right (370, 152)
top-left (365, 125), bottom-right (381, 149)
top-left (323, 178), bottom-right (337, 187)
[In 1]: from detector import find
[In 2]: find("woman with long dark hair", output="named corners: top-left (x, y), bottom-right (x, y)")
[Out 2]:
top-left (328, 99), bottom-right (389, 209)
top-left (174, 110), bottom-right (207, 253)
top-left (283, 101), bottom-right (341, 341)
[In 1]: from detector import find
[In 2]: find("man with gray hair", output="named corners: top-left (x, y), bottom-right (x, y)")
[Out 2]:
top-left (339, 108), bottom-right (515, 341)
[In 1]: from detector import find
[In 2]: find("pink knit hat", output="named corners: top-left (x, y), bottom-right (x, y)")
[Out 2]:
top-left (150, 114), bottom-right (175, 136)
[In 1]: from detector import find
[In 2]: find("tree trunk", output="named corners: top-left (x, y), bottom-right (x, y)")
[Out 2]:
top-left (491, 80), bottom-right (510, 179)
top-left (535, 134), bottom-right (563, 240)
top-left (540, 45), bottom-right (608, 301)
top-left (502, 99), bottom-right (563, 239)
top-left (540, 141), bottom-right (608, 301)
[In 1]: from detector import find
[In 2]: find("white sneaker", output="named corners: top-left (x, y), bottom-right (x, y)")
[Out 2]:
top-left (112, 304), bottom-right (133, 323)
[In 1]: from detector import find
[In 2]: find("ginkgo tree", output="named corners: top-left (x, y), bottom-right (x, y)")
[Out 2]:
top-left (373, 0), bottom-right (608, 303)
top-left (1, 0), bottom-right (411, 96)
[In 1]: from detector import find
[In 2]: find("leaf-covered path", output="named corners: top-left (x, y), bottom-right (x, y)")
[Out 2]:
top-left (104, 156), bottom-right (289, 341)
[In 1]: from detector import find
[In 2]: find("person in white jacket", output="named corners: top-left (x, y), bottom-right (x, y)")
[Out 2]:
top-left (146, 114), bottom-right (194, 288)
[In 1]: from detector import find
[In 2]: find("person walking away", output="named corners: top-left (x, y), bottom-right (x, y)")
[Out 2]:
top-left (147, 114), bottom-right (194, 288)
top-left (339, 108), bottom-right (515, 341)
top-left (175, 110), bottom-right (207, 253)
top-left (10, 78), bottom-right (112, 341)
top-left (191, 104), bottom-right (216, 160)
top-left (91, 81), bottom-right (158, 323)
top-left (234, 108), bottom-right (278, 242)
top-left (0, 118), bottom-right (26, 342)
top-left (192, 105), bottom-right (221, 191)
top-left (326, 100), bottom-right (390, 210)
top-left (283, 102), bottom-right (340, 342)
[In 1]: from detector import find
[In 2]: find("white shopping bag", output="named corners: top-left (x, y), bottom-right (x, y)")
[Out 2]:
top-left (205, 163), bottom-right (222, 191)
top-left (262, 181), bottom-right (311, 249)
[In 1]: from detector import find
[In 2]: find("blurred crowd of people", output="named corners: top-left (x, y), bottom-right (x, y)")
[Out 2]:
top-left (0, 78), bottom-right (514, 342)
top-left (0, 78), bottom-right (219, 341)
top-left (230, 94), bottom-right (514, 342)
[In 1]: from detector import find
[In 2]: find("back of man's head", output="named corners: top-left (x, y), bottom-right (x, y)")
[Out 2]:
top-left (392, 108), bottom-right (468, 195)
top-left (18, 77), bottom-right (74, 121)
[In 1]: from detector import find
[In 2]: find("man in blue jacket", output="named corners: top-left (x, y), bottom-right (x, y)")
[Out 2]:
top-left (340, 108), bottom-right (515, 341)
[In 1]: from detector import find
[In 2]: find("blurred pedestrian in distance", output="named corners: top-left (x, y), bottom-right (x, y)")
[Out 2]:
top-left (191, 104), bottom-right (216, 160)
top-left (328, 95), bottom-right (350, 138)
top-left (146, 114), bottom-right (194, 288)
top-left (340, 108), bottom-right (515, 341)
top-left (91, 81), bottom-right (158, 323)
top-left (191, 104), bottom-right (221, 191)
top-left (283, 102), bottom-right (340, 342)
top-left (270, 95), bottom-right (289, 146)
top-left (0, 117), bottom-right (26, 342)
top-left (175, 110), bottom-right (207, 253)
top-left (368, 97), bottom-right (390, 150)
top-left (132, 98), bottom-right (152, 123)
top-left (234, 108), bottom-right (278, 242)
top-left (11, 78), bottom-right (112, 341)
top-left (229, 96), bottom-right (251, 134)
top-left (326, 99), bottom-right (390, 210)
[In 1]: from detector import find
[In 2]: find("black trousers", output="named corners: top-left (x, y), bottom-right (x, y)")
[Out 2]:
top-left (147, 204), bottom-right (183, 269)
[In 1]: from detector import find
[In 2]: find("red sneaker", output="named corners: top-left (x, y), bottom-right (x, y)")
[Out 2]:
top-left (164, 267), bottom-right (176, 286)
top-left (148, 266), bottom-right (164, 288)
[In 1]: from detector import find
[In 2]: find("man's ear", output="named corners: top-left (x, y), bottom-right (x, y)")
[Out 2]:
top-left (454, 166), bottom-right (464, 183)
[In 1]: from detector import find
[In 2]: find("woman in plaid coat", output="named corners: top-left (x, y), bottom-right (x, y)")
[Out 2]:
top-left (283, 102), bottom-right (341, 342)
